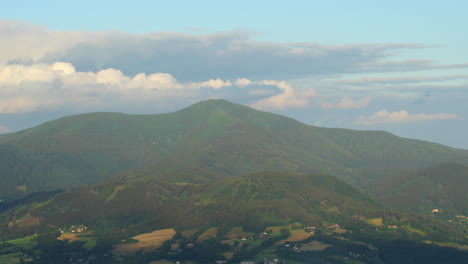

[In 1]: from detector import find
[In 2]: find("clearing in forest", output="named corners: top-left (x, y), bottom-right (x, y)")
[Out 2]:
top-left (114, 228), bottom-right (176, 255)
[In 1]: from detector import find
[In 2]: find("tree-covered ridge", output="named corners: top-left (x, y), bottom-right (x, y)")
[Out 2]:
top-left (0, 171), bottom-right (377, 234)
top-left (1, 99), bottom-right (468, 201)
top-left (378, 163), bottom-right (468, 215)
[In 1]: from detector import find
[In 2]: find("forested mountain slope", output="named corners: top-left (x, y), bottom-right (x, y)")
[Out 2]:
top-left (1, 99), bottom-right (467, 201)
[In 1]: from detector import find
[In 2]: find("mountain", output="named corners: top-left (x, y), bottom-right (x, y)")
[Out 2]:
top-left (1, 99), bottom-right (468, 201)
top-left (378, 163), bottom-right (468, 215)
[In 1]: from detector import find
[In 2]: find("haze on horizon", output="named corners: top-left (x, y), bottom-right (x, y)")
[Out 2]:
top-left (1, 0), bottom-right (467, 149)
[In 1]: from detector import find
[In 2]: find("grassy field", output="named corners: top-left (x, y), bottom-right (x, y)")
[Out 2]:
top-left (57, 231), bottom-right (96, 250)
top-left (113, 228), bottom-right (176, 255)
top-left (366, 218), bottom-right (383, 226)
top-left (275, 229), bottom-right (313, 245)
top-left (403, 226), bottom-right (426, 236)
top-left (266, 226), bottom-right (285, 233)
top-left (225, 226), bottom-right (253, 239)
top-left (300, 240), bottom-right (331, 251)
top-left (5, 235), bottom-right (36, 250)
top-left (196, 227), bottom-right (218, 243)
top-left (58, 233), bottom-right (80, 242)
top-left (424, 241), bottom-right (468, 251)
top-left (0, 253), bottom-right (21, 264)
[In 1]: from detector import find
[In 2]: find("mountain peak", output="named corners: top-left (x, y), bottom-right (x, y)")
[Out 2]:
top-left (182, 99), bottom-right (250, 113)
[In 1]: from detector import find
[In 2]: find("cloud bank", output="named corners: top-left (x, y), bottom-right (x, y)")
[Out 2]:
top-left (355, 109), bottom-right (457, 125)
top-left (1, 20), bottom-right (464, 82)
top-left (0, 62), bottom-right (238, 113)
top-left (320, 97), bottom-right (370, 109)
top-left (0, 62), bottom-right (317, 114)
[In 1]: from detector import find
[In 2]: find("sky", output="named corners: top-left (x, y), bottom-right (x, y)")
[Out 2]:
top-left (0, 0), bottom-right (467, 149)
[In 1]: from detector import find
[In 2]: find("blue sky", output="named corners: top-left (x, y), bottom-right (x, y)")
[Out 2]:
top-left (0, 0), bottom-right (467, 148)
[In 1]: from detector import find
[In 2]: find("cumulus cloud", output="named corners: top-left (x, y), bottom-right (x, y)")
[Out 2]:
top-left (0, 62), bottom-right (235, 113)
top-left (198, 78), bottom-right (232, 90)
top-left (355, 109), bottom-right (457, 125)
top-left (235, 78), bottom-right (251, 87)
top-left (251, 80), bottom-right (316, 110)
top-left (320, 97), bottom-right (370, 109)
top-left (1, 20), bottom-right (464, 82)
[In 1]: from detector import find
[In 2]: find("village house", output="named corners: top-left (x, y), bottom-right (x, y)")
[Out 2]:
top-left (323, 223), bottom-right (340, 230)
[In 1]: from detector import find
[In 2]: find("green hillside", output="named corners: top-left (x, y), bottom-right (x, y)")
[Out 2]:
top-left (1, 99), bottom-right (468, 201)
top-left (0, 171), bottom-right (377, 234)
top-left (378, 163), bottom-right (468, 215)
top-left (1, 171), bottom-right (467, 264)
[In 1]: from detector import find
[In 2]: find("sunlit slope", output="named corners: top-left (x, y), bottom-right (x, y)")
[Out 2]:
top-left (0, 171), bottom-right (377, 232)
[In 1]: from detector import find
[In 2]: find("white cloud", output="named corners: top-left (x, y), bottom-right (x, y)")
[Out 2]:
top-left (0, 20), bottom-right (87, 66)
top-left (0, 97), bottom-right (59, 114)
top-left (0, 62), bottom-right (234, 113)
top-left (251, 80), bottom-right (316, 110)
top-left (1, 20), bottom-right (461, 82)
top-left (197, 78), bottom-right (232, 90)
top-left (235, 78), bottom-right (251, 87)
top-left (355, 109), bottom-right (457, 125)
top-left (320, 97), bottom-right (370, 109)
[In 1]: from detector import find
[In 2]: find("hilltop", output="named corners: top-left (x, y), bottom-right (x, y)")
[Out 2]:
top-left (1, 99), bottom-right (468, 201)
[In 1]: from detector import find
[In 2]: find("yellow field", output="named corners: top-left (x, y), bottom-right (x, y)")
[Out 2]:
top-left (275, 229), bottom-right (313, 245)
top-left (196, 227), bottom-right (218, 243)
top-left (113, 228), bottom-right (176, 255)
top-left (367, 218), bottom-right (383, 226)
top-left (15, 185), bottom-right (27, 192)
top-left (58, 233), bottom-right (80, 242)
top-left (333, 228), bottom-right (349, 234)
top-left (225, 226), bottom-right (253, 239)
top-left (404, 226), bottom-right (426, 236)
top-left (424, 241), bottom-right (468, 251)
top-left (300, 240), bottom-right (331, 251)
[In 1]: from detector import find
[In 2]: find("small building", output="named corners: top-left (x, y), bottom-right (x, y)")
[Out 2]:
top-left (185, 243), bottom-right (194, 248)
